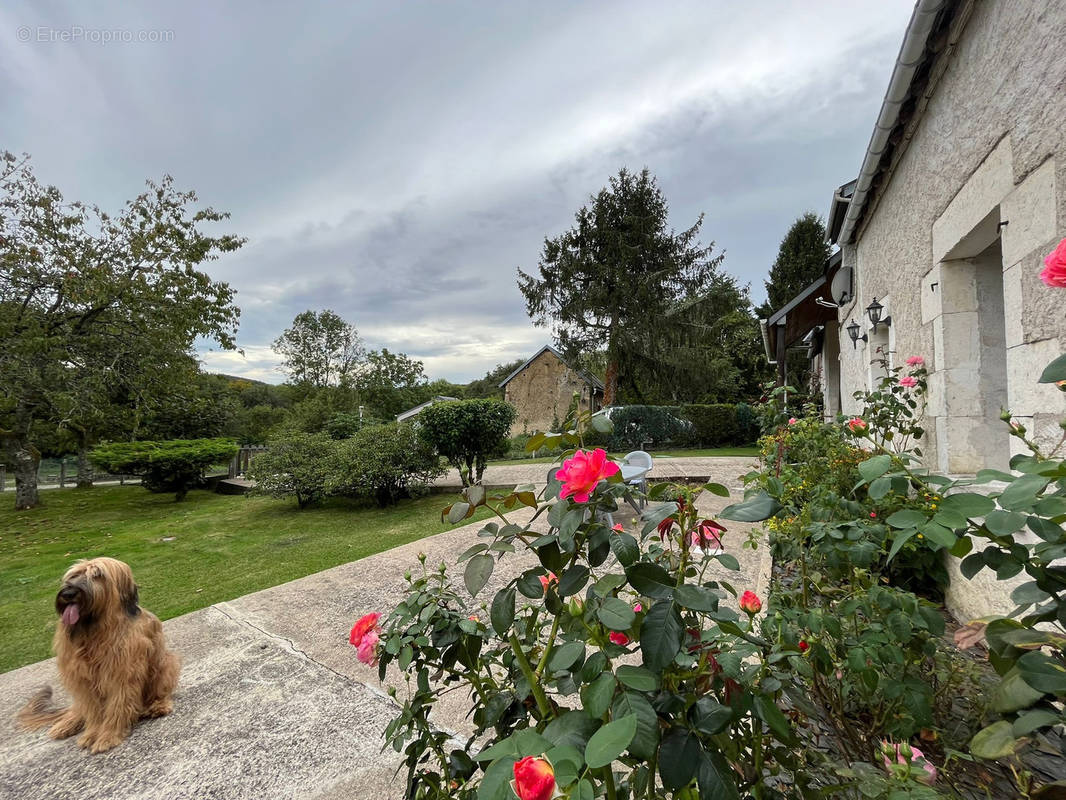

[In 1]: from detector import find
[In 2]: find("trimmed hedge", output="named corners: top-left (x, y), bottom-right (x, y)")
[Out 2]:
top-left (679, 404), bottom-right (759, 447)
top-left (91, 438), bottom-right (239, 501)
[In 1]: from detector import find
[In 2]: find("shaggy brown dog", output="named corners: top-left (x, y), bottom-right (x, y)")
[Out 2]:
top-left (18, 557), bottom-right (180, 753)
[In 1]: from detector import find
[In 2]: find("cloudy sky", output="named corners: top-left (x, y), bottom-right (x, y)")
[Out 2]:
top-left (2, 1), bottom-right (915, 383)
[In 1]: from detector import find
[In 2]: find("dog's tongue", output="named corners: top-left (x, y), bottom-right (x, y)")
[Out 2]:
top-left (61, 604), bottom-right (80, 626)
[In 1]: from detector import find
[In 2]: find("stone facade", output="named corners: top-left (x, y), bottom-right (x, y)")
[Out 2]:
top-left (501, 347), bottom-right (602, 436)
top-left (823, 1), bottom-right (1066, 621)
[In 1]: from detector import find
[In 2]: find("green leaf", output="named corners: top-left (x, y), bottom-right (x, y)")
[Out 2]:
top-left (984, 510), bottom-right (1028, 536)
top-left (885, 509), bottom-right (927, 529)
top-left (580, 672), bottom-right (617, 719)
top-left (611, 692), bottom-right (659, 760)
top-left (939, 492), bottom-right (996, 517)
top-left (598, 597), bottom-right (637, 631)
top-left (545, 744), bottom-right (584, 787)
top-left (490, 586), bottom-right (516, 636)
top-left (608, 532), bottom-right (640, 567)
top-left (960, 551), bottom-right (986, 579)
top-left (992, 668), bottom-right (1046, 713)
top-left (658, 727), bottom-right (701, 791)
top-left (477, 756), bottom-right (517, 800)
top-left (557, 564), bottom-right (590, 597)
top-left (544, 710), bottom-right (600, 752)
top-left (571, 780), bottom-right (594, 800)
top-left (1017, 651), bottom-right (1066, 694)
top-left (673, 584), bottom-right (719, 612)
top-left (640, 600), bottom-right (682, 671)
top-left (590, 413), bottom-right (614, 433)
top-left (970, 720), bottom-right (1021, 760)
top-left (703, 482), bottom-right (729, 497)
top-left (886, 529), bottom-right (917, 563)
top-left (1011, 581), bottom-right (1051, 608)
top-left (720, 491), bottom-right (781, 522)
top-left (715, 553), bottom-right (741, 571)
top-left (1013, 709), bottom-right (1062, 736)
top-left (868, 476), bottom-right (893, 500)
top-left (858, 454), bottom-right (892, 482)
top-left (1038, 352), bottom-right (1066, 383)
top-left (692, 696), bottom-right (732, 735)
top-left (584, 714), bottom-right (638, 769)
top-left (615, 665), bottom-right (660, 692)
top-left (448, 501), bottom-right (472, 524)
top-left (999, 475), bottom-right (1051, 511)
top-left (697, 749), bottom-right (740, 800)
top-left (464, 554), bottom-right (494, 597)
top-left (919, 520), bottom-right (957, 549)
top-left (754, 695), bottom-right (797, 745)
top-left (548, 641), bottom-right (585, 672)
top-left (626, 562), bottom-right (675, 599)
top-left (1028, 516), bottom-right (1063, 542)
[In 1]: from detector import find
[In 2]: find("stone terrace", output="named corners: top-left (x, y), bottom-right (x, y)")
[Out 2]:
top-left (0, 458), bottom-right (764, 800)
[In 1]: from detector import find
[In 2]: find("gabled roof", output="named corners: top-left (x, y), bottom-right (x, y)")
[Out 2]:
top-left (395, 395), bottom-right (458, 422)
top-left (762, 252), bottom-right (843, 360)
top-left (498, 345), bottom-right (605, 391)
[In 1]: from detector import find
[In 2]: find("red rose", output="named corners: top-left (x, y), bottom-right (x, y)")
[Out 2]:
top-left (798, 640), bottom-right (809, 652)
top-left (608, 631), bottom-right (630, 646)
top-left (739, 591), bottom-right (762, 615)
top-left (512, 756), bottom-right (555, 800)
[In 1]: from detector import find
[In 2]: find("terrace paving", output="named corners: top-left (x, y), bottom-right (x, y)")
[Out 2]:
top-left (0, 457), bottom-right (764, 800)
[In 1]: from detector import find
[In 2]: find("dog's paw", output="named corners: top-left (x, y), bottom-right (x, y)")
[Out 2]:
top-left (47, 716), bottom-right (82, 740)
top-left (76, 730), bottom-right (97, 750)
top-left (143, 699), bottom-right (173, 718)
top-left (88, 734), bottom-right (123, 754)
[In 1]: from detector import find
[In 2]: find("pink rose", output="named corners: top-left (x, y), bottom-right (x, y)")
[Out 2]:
top-left (553, 449), bottom-right (620, 503)
top-left (905, 355), bottom-right (924, 367)
top-left (899, 375), bottom-right (918, 388)
top-left (538, 572), bottom-right (558, 594)
top-left (633, 603), bottom-right (642, 613)
top-left (882, 742), bottom-right (937, 785)
top-left (1040, 237), bottom-right (1066, 288)
top-left (788, 417), bottom-right (798, 425)
top-left (611, 523), bottom-right (624, 533)
top-left (846, 418), bottom-right (867, 433)
top-left (350, 612), bottom-right (382, 666)
top-left (690, 518), bottom-right (726, 550)
top-left (608, 631), bottom-right (630, 646)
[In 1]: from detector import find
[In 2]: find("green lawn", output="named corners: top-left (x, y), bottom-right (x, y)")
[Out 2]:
top-left (0, 485), bottom-right (487, 673)
top-left (490, 446), bottom-right (758, 466)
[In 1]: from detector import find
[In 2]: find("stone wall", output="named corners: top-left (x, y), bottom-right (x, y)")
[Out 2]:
top-left (827, 1), bottom-right (1066, 620)
top-left (503, 350), bottom-right (596, 436)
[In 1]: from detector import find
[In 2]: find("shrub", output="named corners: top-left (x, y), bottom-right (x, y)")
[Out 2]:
top-left (329, 423), bottom-right (444, 506)
top-left (246, 432), bottom-right (336, 508)
top-left (418, 399), bottom-right (516, 486)
top-left (735, 402), bottom-right (759, 444)
top-left (90, 438), bottom-right (238, 501)
top-left (680, 404), bottom-right (739, 447)
top-left (604, 404), bottom-right (684, 449)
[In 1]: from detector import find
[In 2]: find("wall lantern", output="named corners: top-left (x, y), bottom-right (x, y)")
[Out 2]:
top-left (866, 297), bottom-right (892, 333)
top-left (846, 319), bottom-right (867, 349)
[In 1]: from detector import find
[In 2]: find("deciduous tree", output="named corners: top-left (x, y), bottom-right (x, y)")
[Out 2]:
top-left (272, 309), bottom-right (363, 388)
top-left (0, 151), bottom-right (243, 509)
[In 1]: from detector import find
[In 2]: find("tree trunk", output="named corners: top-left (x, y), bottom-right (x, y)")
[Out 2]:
top-left (604, 359), bottom-right (619, 406)
top-left (76, 434), bottom-right (94, 489)
top-left (1, 402), bottom-right (41, 510)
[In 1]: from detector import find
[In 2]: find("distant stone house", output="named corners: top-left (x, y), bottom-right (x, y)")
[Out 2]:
top-left (499, 345), bottom-right (604, 435)
top-left (763, 0), bottom-right (1066, 621)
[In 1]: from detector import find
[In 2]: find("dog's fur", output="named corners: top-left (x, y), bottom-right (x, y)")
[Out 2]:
top-left (18, 557), bottom-right (180, 753)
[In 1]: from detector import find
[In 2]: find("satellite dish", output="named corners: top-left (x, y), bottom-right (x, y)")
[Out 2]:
top-left (830, 267), bottom-right (853, 306)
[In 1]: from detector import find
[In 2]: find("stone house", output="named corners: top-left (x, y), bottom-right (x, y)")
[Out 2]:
top-left (764, 0), bottom-right (1066, 621)
top-left (499, 345), bottom-right (604, 436)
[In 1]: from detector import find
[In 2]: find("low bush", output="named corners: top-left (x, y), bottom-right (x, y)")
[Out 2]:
top-left (90, 438), bottom-right (238, 501)
top-left (247, 432), bottom-right (335, 508)
top-left (329, 423), bottom-right (444, 506)
top-left (419, 399), bottom-right (516, 486)
top-left (603, 404), bottom-right (684, 449)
